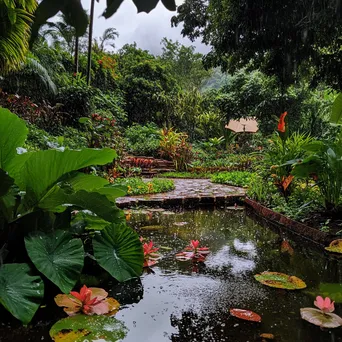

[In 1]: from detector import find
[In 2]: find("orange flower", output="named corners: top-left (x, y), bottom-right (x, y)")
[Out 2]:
top-left (278, 112), bottom-right (287, 132)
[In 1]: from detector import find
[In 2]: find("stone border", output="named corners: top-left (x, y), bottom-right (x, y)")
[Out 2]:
top-left (245, 198), bottom-right (334, 246)
top-left (116, 194), bottom-right (245, 209)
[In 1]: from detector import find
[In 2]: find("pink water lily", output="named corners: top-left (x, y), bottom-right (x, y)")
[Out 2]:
top-left (176, 240), bottom-right (210, 262)
top-left (143, 240), bottom-right (161, 267)
top-left (314, 296), bottom-right (335, 313)
top-left (55, 285), bottom-right (120, 316)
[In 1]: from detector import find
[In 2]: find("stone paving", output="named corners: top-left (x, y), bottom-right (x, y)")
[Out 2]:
top-left (116, 178), bottom-right (246, 208)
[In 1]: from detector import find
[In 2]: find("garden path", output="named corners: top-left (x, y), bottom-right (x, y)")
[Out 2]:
top-left (116, 178), bottom-right (245, 208)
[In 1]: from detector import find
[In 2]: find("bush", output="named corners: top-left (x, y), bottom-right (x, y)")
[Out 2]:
top-left (92, 90), bottom-right (127, 126)
top-left (114, 177), bottom-right (175, 195)
top-left (57, 84), bottom-right (94, 126)
top-left (211, 171), bottom-right (255, 187)
top-left (125, 123), bottom-right (161, 157)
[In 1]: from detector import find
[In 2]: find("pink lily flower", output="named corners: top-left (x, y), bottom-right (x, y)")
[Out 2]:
top-left (314, 296), bottom-right (335, 313)
top-left (55, 285), bottom-right (119, 316)
top-left (176, 240), bottom-right (210, 262)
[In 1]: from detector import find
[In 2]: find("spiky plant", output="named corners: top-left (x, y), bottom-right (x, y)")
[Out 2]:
top-left (0, 0), bottom-right (37, 75)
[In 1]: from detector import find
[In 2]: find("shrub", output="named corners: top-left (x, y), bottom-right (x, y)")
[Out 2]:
top-left (57, 84), bottom-right (94, 126)
top-left (125, 123), bottom-right (161, 157)
top-left (211, 171), bottom-right (255, 187)
top-left (159, 128), bottom-right (193, 171)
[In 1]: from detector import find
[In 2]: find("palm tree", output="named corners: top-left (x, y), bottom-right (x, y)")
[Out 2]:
top-left (0, 0), bottom-right (37, 75)
top-left (95, 28), bottom-right (119, 52)
top-left (0, 55), bottom-right (57, 98)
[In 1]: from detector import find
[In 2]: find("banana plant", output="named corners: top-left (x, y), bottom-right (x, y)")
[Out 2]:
top-left (290, 93), bottom-right (342, 211)
top-left (0, 108), bottom-right (143, 324)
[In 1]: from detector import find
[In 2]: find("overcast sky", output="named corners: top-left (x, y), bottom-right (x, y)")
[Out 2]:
top-left (81, 0), bottom-right (209, 55)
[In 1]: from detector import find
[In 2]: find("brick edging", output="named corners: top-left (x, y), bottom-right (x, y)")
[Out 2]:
top-left (244, 198), bottom-right (334, 246)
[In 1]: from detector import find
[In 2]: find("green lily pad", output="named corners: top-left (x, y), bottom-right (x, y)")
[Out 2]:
top-left (325, 239), bottom-right (342, 254)
top-left (254, 271), bottom-right (306, 290)
top-left (307, 283), bottom-right (342, 303)
top-left (140, 225), bottom-right (165, 230)
top-left (300, 308), bottom-right (342, 328)
top-left (50, 315), bottom-right (128, 341)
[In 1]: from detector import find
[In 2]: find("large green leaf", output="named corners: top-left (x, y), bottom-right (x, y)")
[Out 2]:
top-left (93, 223), bottom-right (143, 282)
top-left (0, 263), bottom-right (44, 324)
top-left (71, 211), bottom-right (111, 234)
top-left (0, 108), bottom-right (28, 170)
top-left (61, 0), bottom-right (88, 36)
top-left (39, 188), bottom-right (124, 222)
top-left (10, 148), bottom-right (117, 209)
top-left (50, 315), bottom-right (128, 341)
top-left (0, 169), bottom-right (14, 197)
top-left (331, 93), bottom-right (342, 124)
top-left (103, 0), bottom-right (176, 18)
top-left (25, 230), bottom-right (84, 293)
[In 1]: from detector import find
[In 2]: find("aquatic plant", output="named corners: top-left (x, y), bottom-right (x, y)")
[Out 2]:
top-left (300, 296), bottom-right (342, 328)
top-left (229, 308), bottom-right (262, 322)
top-left (143, 241), bottom-right (161, 267)
top-left (176, 240), bottom-right (210, 262)
top-left (254, 271), bottom-right (306, 290)
top-left (55, 285), bottom-right (120, 316)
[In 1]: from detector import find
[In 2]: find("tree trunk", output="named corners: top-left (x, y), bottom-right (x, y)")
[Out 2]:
top-left (86, 0), bottom-right (95, 85)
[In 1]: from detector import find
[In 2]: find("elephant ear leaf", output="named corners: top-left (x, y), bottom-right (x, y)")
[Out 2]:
top-left (25, 230), bottom-right (84, 293)
top-left (93, 223), bottom-right (143, 282)
top-left (0, 108), bottom-right (28, 170)
top-left (0, 263), bottom-right (44, 324)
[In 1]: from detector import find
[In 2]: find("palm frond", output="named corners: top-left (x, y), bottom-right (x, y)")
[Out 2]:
top-left (0, 1), bottom-right (37, 75)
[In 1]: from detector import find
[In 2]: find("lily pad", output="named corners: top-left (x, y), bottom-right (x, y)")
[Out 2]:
top-left (230, 308), bottom-right (261, 322)
top-left (300, 308), bottom-right (342, 328)
top-left (50, 315), bottom-right (128, 341)
top-left (325, 239), bottom-right (342, 254)
top-left (140, 225), bottom-right (165, 231)
top-left (308, 283), bottom-right (342, 303)
top-left (254, 271), bottom-right (306, 290)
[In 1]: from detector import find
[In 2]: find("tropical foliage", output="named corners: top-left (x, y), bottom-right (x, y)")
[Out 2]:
top-left (0, 108), bottom-right (143, 324)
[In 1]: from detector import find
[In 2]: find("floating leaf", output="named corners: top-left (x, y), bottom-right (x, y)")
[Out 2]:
top-left (140, 225), bottom-right (165, 230)
top-left (313, 283), bottom-right (342, 303)
top-left (230, 308), bottom-right (261, 322)
top-left (254, 271), bottom-right (306, 290)
top-left (325, 240), bottom-right (342, 254)
top-left (280, 240), bottom-right (294, 255)
top-left (50, 315), bottom-right (128, 341)
top-left (260, 333), bottom-right (275, 340)
top-left (300, 308), bottom-right (342, 328)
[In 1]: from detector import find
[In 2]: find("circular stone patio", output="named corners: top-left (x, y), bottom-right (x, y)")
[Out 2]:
top-left (116, 178), bottom-right (246, 208)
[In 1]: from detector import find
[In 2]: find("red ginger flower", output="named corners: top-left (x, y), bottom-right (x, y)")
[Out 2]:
top-left (278, 112), bottom-right (287, 133)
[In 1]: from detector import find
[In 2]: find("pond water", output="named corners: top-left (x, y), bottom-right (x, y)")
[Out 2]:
top-left (1, 208), bottom-right (342, 342)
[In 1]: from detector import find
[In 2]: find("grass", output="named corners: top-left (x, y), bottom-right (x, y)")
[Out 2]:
top-left (114, 177), bottom-right (175, 195)
top-left (211, 171), bottom-right (256, 187)
top-left (158, 171), bottom-right (211, 179)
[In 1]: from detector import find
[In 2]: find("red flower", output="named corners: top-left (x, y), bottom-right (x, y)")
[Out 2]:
top-left (278, 112), bottom-right (287, 133)
top-left (143, 241), bottom-right (161, 267)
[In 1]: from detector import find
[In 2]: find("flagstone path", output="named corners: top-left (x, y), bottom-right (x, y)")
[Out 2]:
top-left (116, 178), bottom-right (245, 208)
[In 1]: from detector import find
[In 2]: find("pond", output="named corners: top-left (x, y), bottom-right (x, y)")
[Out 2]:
top-left (1, 208), bottom-right (342, 341)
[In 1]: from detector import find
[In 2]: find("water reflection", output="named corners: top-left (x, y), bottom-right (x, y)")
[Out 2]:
top-left (121, 208), bottom-right (342, 342)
